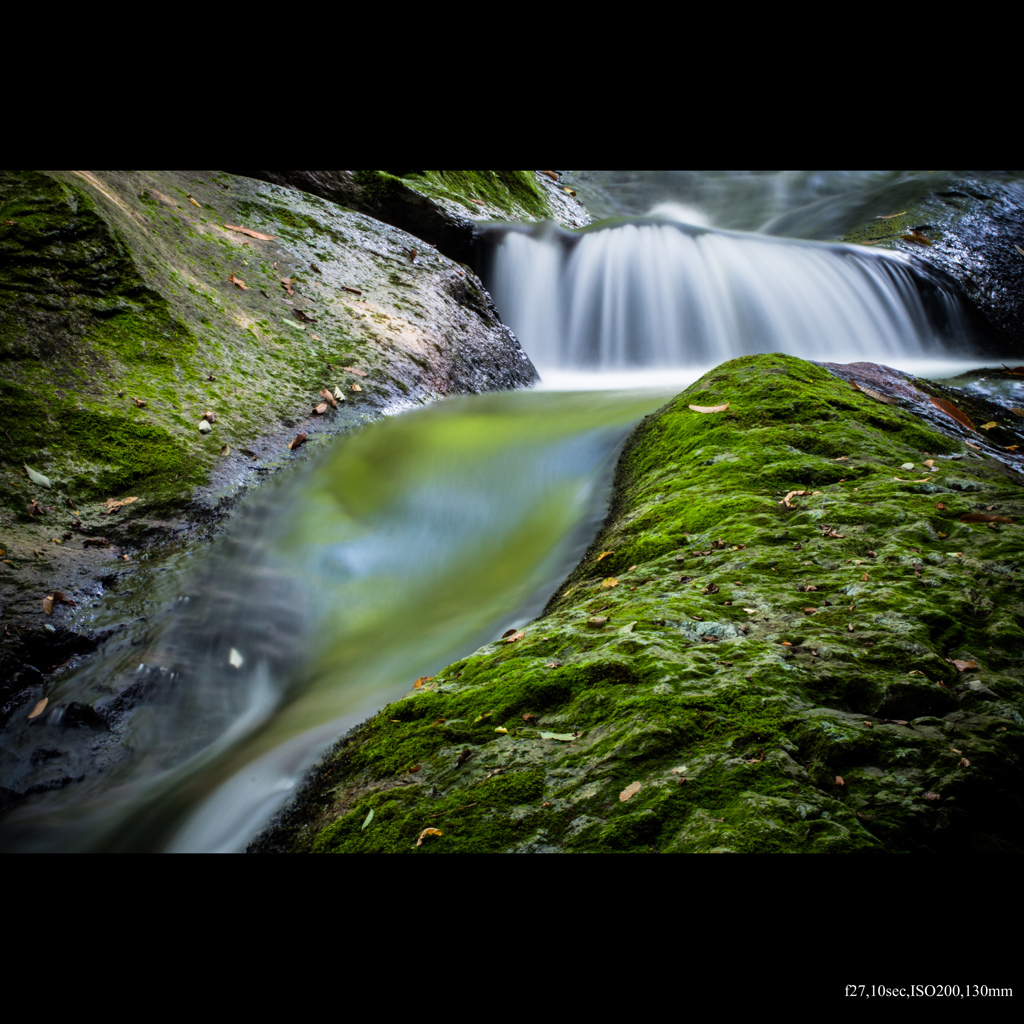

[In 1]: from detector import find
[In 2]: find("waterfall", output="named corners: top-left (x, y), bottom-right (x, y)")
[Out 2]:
top-left (486, 220), bottom-right (970, 370)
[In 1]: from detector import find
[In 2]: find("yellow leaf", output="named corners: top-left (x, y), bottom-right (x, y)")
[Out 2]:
top-left (619, 781), bottom-right (642, 802)
top-left (602, 577), bottom-right (619, 588)
top-left (596, 551), bottom-right (613, 562)
top-left (188, 196), bottom-right (201, 208)
top-left (415, 827), bottom-right (442, 847)
top-left (688, 402), bottom-right (730, 414)
top-left (494, 726), bottom-right (508, 734)
top-left (28, 697), bottom-right (48, 720)
top-left (413, 675), bottom-right (434, 688)
top-left (352, 384), bottom-right (362, 392)
top-left (979, 422), bottom-right (997, 430)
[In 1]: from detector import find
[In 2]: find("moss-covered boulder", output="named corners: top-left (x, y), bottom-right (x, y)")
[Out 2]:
top-left (253, 353), bottom-right (1024, 853)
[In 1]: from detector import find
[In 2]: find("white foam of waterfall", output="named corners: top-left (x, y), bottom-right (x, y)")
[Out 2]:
top-left (489, 222), bottom-right (965, 371)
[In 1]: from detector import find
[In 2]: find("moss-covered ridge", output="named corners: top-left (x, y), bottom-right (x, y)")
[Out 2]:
top-left (0, 169), bottom-right (535, 518)
top-left (256, 353), bottom-right (1024, 854)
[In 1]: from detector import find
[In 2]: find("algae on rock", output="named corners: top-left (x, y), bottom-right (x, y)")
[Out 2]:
top-left (254, 353), bottom-right (1024, 854)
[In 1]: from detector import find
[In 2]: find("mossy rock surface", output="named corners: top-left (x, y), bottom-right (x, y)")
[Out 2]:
top-left (254, 353), bottom-right (1024, 854)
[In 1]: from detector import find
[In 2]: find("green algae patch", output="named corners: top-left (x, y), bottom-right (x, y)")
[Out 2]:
top-left (255, 353), bottom-right (1024, 854)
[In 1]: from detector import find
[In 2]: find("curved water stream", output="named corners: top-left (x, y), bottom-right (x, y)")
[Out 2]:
top-left (0, 171), bottom-right (1008, 852)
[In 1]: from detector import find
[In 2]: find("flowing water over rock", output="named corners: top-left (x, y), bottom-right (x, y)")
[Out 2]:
top-left (0, 172), bottom-right (1014, 852)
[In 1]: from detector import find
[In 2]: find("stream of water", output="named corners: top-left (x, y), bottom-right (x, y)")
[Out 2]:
top-left (0, 171), bottom-right (1007, 852)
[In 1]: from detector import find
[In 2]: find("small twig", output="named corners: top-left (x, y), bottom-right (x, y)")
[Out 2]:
top-left (428, 801), bottom-right (478, 819)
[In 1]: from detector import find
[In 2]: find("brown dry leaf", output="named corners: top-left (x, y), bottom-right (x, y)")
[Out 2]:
top-left (413, 676), bottom-right (434, 689)
top-left (979, 421), bottom-right (997, 430)
top-left (293, 308), bottom-right (316, 323)
top-left (505, 630), bottom-right (526, 644)
top-left (320, 389), bottom-right (338, 410)
top-left (619, 781), bottom-right (642, 802)
top-left (224, 224), bottom-right (276, 241)
top-left (929, 396), bottom-right (975, 431)
top-left (542, 170), bottom-right (559, 180)
top-left (960, 513), bottom-right (1015, 524)
top-left (935, 502), bottom-right (947, 510)
top-left (313, 402), bottom-right (329, 415)
top-left (688, 402), bottom-right (730, 414)
top-left (228, 272), bottom-right (248, 290)
top-left (923, 791), bottom-right (941, 801)
top-left (351, 384), bottom-right (362, 392)
top-left (836, 775), bottom-right (845, 786)
top-left (1011, 408), bottom-right (1024, 417)
top-left (847, 623), bottom-right (854, 632)
top-left (950, 659), bottom-right (978, 672)
top-left (27, 697), bottom-right (48, 720)
top-left (415, 827), bottom-right (442, 847)
top-left (204, 411), bottom-right (217, 423)
top-left (596, 551), bottom-right (613, 562)
top-left (342, 285), bottom-right (362, 295)
top-left (780, 490), bottom-right (810, 508)
top-left (855, 383), bottom-right (897, 404)
top-left (341, 366), bottom-right (368, 376)
top-left (188, 196), bottom-right (201, 208)
top-left (280, 278), bottom-right (295, 296)
top-left (219, 444), bottom-right (230, 456)
top-left (132, 397), bottom-right (147, 408)
top-left (901, 230), bottom-right (931, 245)
top-left (803, 606), bottom-right (818, 614)
top-left (102, 496), bottom-right (138, 514)
top-left (958, 758), bottom-right (971, 768)
top-left (601, 577), bottom-right (619, 589)
top-left (288, 432), bottom-right (307, 451)
top-left (42, 596), bottom-right (53, 615)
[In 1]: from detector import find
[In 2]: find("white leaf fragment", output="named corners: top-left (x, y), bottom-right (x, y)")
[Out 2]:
top-left (229, 647), bottom-right (244, 668)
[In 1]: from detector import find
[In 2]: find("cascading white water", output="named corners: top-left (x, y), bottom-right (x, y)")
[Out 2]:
top-left (488, 221), bottom-right (966, 370)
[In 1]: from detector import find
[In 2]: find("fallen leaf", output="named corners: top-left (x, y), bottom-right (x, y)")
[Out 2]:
top-left (342, 286), bottom-right (362, 295)
top-left (220, 444), bottom-right (230, 456)
top-left (743, 607), bottom-right (758, 613)
top-left (224, 224), bottom-right (276, 240)
top-left (923, 791), bottom-right (941, 801)
top-left (596, 551), bottom-right (613, 562)
top-left (587, 616), bottom-right (608, 628)
top-left (132, 397), bottom-right (147, 407)
top-left (293, 308), bottom-right (316, 323)
top-left (494, 726), bottom-right (508, 734)
top-left (542, 170), bottom-right (559, 180)
top-left (539, 731), bottom-right (576, 742)
top-left (228, 272), bottom-right (248, 290)
top-left (978, 421), bottom-right (997, 430)
top-left (876, 210), bottom-right (907, 219)
top-left (901, 230), bottom-right (931, 245)
top-left (835, 775), bottom-right (845, 786)
top-left (27, 697), bottom-right (48, 720)
top-left (688, 402), bottom-right (730, 414)
top-left (229, 648), bottom-right (244, 668)
top-left (415, 827), bottom-right (442, 847)
top-left (848, 623), bottom-right (854, 632)
top-left (204, 410), bottom-right (217, 423)
top-left (280, 277), bottom-right (295, 296)
top-left (351, 384), bottom-right (362, 392)
top-left (960, 513), bottom-right (1015, 524)
top-left (504, 630), bottom-right (526, 643)
top-left (310, 333), bottom-right (321, 341)
top-left (602, 577), bottom-right (619, 588)
top-left (188, 195), bottom-right (201, 208)
top-left (929, 396), bottom-right (975, 431)
top-left (957, 758), bottom-right (971, 768)
top-left (102, 496), bottom-right (138, 514)
top-left (950, 659), bottom-right (978, 672)
top-left (25, 465), bottom-right (52, 489)
top-left (803, 607), bottom-right (818, 614)
top-left (935, 502), bottom-right (947, 510)
top-left (853, 382), bottom-right (898, 404)
top-left (341, 366), bottom-right (368, 376)
top-left (42, 596), bottom-right (53, 615)
top-left (333, 386), bottom-right (347, 402)
top-left (313, 402), bottom-right (329, 415)
top-left (361, 808), bottom-right (374, 830)
top-left (413, 676), bottom-right (434, 688)
top-left (288, 432), bottom-right (307, 450)
top-left (619, 781), bottom-right (642, 802)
